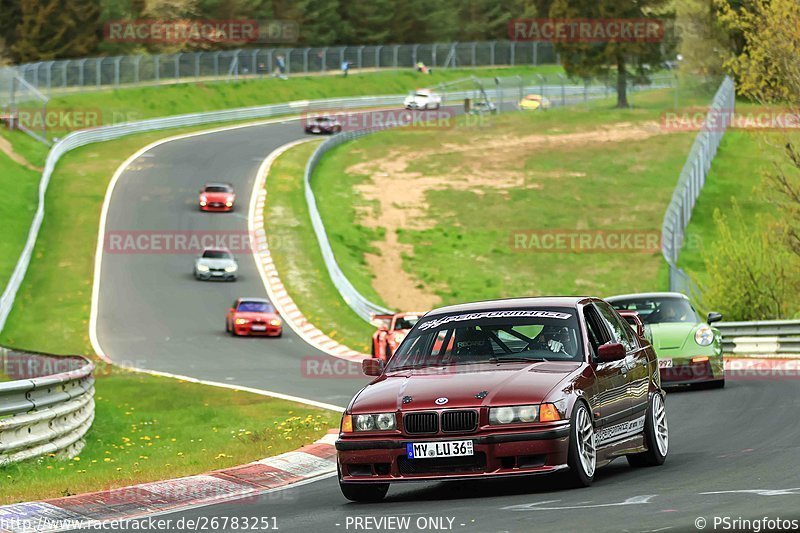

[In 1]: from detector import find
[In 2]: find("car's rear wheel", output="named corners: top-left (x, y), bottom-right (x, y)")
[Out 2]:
top-left (627, 393), bottom-right (668, 467)
top-left (339, 480), bottom-right (389, 502)
top-left (565, 402), bottom-right (595, 487)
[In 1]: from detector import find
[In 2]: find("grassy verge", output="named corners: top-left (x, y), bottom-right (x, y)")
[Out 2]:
top-left (1, 372), bottom-right (337, 504)
top-left (677, 123), bottom-right (799, 286)
top-left (0, 130), bottom-right (50, 294)
top-left (37, 66), bottom-right (562, 135)
top-left (311, 87), bottom-right (713, 309)
top-left (265, 141), bottom-right (374, 353)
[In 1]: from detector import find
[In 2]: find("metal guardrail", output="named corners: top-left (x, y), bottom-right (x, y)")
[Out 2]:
top-left (0, 41), bottom-right (558, 103)
top-left (304, 77), bottom-right (674, 322)
top-left (717, 320), bottom-right (800, 356)
top-left (0, 347), bottom-right (95, 465)
top-left (661, 76), bottom-right (735, 296)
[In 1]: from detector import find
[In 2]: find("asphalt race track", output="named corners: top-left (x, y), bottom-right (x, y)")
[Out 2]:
top-left (94, 115), bottom-right (800, 532)
top-left (126, 379), bottom-right (800, 532)
top-left (95, 118), bottom-right (371, 407)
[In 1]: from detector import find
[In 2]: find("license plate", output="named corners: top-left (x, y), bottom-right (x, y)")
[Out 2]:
top-left (251, 325), bottom-right (267, 331)
top-left (659, 359), bottom-right (673, 369)
top-left (406, 440), bottom-right (473, 459)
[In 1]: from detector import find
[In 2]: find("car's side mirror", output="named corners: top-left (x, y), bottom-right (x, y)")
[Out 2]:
top-left (362, 358), bottom-right (385, 376)
top-left (707, 312), bottom-right (723, 324)
top-left (597, 342), bottom-right (626, 362)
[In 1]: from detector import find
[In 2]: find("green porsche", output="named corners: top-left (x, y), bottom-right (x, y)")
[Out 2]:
top-left (607, 292), bottom-right (725, 389)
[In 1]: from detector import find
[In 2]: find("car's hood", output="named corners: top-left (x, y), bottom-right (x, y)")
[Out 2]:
top-left (196, 258), bottom-right (235, 268)
top-left (203, 192), bottom-right (234, 201)
top-left (234, 311), bottom-right (279, 321)
top-left (351, 361), bottom-right (583, 412)
top-left (646, 322), bottom-right (699, 353)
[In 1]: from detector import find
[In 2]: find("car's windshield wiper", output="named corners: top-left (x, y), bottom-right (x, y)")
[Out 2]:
top-left (490, 356), bottom-right (549, 364)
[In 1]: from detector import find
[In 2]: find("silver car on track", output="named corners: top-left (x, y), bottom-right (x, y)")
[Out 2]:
top-left (194, 248), bottom-right (238, 281)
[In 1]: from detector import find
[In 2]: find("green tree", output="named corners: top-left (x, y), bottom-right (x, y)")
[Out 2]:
top-left (535, 0), bottom-right (674, 108)
top-left (9, 0), bottom-right (101, 62)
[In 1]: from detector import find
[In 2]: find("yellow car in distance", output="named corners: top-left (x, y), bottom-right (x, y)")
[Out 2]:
top-left (519, 94), bottom-right (552, 111)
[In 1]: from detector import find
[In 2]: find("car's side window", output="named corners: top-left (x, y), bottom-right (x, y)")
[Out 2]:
top-left (583, 306), bottom-right (609, 358)
top-left (596, 302), bottom-right (636, 352)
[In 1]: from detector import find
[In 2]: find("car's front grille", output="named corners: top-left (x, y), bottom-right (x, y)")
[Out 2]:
top-left (404, 413), bottom-right (438, 435)
top-left (441, 410), bottom-right (477, 433)
top-left (210, 267), bottom-right (225, 272)
top-left (398, 453), bottom-right (486, 475)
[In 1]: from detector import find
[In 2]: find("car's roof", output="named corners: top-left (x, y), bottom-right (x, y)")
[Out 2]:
top-left (427, 296), bottom-right (595, 316)
top-left (204, 182), bottom-right (232, 188)
top-left (238, 297), bottom-right (271, 304)
top-left (606, 292), bottom-right (689, 302)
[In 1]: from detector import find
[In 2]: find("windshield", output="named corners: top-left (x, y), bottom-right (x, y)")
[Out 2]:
top-left (205, 185), bottom-right (231, 193)
top-left (237, 301), bottom-right (275, 313)
top-left (609, 297), bottom-right (699, 324)
top-left (386, 307), bottom-right (583, 371)
top-left (394, 316), bottom-right (419, 330)
top-left (202, 250), bottom-right (231, 259)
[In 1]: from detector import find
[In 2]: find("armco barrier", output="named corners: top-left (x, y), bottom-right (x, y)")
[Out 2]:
top-left (717, 320), bottom-right (800, 357)
top-left (0, 346), bottom-right (95, 465)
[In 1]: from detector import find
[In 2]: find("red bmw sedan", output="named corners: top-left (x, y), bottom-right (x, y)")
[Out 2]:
top-left (336, 297), bottom-right (668, 502)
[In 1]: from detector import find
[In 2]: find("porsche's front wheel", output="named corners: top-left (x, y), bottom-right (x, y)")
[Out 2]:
top-left (627, 393), bottom-right (668, 467)
top-left (565, 402), bottom-right (595, 487)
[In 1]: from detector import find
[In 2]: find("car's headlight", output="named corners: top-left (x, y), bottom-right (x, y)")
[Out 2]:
top-left (350, 413), bottom-right (396, 432)
top-left (695, 325), bottom-right (714, 346)
top-left (235, 318), bottom-right (249, 325)
top-left (224, 265), bottom-right (237, 272)
top-left (489, 403), bottom-right (563, 425)
top-left (196, 264), bottom-right (209, 272)
top-left (269, 319), bottom-right (281, 326)
top-left (225, 200), bottom-right (233, 207)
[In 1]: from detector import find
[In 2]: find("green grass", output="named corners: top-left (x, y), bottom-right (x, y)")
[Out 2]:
top-left (33, 66), bottom-right (562, 138)
top-left (265, 141), bottom-right (374, 353)
top-left (0, 151), bottom-right (39, 294)
top-left (0, 372), bottom-right (337, 504)
top-left (311, 87), bottom-right (714, 308)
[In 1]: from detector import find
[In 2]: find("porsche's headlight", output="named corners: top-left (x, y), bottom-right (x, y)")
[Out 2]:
top-left (196, 264), bottom-right (209, 272)
top-left (224, 264), bottom-right (237, 272)
top-left (353, 413), bottom-right (395, 432)
top-left (695, 325), bottom-right (714, 346)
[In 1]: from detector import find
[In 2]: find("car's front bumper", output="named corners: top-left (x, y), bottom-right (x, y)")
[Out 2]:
top-left (200, 203), bottom-right (233, 212)
top-left (233, 324), bottom-right (282, 336)
top-left (195, 270), bottom-right (236, 281)
top-left (337, 424), bottom-right (570, 483)
top-left (660, 356), bottom-right (725, 385)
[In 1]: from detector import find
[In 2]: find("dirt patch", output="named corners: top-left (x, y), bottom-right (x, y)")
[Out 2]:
top-left (347, 121), bottom-right (666, 310)
top-left (0, 136), bottom-right (42, 172)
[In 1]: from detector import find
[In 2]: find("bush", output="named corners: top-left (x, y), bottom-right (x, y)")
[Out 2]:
top-left (701, 199), bottom-right (799, 320)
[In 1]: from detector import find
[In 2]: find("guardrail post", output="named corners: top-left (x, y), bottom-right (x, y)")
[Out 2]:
top-left (393, 45), bottom-right (399, 68)
top-left (375, 46), bottom-right (382, 69)
top-left (303, 47), bottom-right (310, 73)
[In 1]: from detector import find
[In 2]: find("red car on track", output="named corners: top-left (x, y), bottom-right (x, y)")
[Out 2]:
top-left (225, 298), bottom-right (282, 337)
top-left (370, 312), bottom-right (423, 361)
top-left (337, 297), bottom-right (668, 502)
top-left (199, 182), bottom-right (235, 212)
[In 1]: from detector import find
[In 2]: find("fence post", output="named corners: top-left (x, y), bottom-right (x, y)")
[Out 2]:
top-left (412, 44), bottom-right (419, 66)
top-left (303, 48), bottom-right (309, 73)
top-left (532, 42), bottom-right (538, 65)
top-left (62, 60), bottom-right (69, 89)
top-left (95, 58), bottom-right (101, 88)
top-left (114, 57), bottom-right (122, 87)
top-left (510, 42), bottom-right (515, 66)
top-left (471, 42), bottom-right (477, 66)
top-left (174, 53), bottom-right (181, 81)
top-left (77, 58), bottom-right (87, 89)
top-left (393, 45), bottom-right (399, 68)
top-left (357, 45), bottom-right (364, 68)
top-left (490, 42), bottom-right (495, 65)
top-left (375, 46), bottom-right (382, 69)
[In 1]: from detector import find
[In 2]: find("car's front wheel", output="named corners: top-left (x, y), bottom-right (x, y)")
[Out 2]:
top-left (339, 480), bottom-right (389, 503)
top-left (627, 392), bottom-right (668, 467)
top-left (565, 402), bottom-right (595, 487)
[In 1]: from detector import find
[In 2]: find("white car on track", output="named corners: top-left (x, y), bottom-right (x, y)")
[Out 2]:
top-left (404, 89), bottom-right (442, 110)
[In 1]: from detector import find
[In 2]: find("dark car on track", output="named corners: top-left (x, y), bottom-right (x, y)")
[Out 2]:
top-left (336, 297), bottom-right (668, 502)
top-left (304, 115), bottom-right (343, 134)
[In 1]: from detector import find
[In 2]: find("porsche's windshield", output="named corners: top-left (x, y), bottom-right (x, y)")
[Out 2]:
top-left (609, 297), bottom-right (699, 324)
top-left (386, 307), bottom-right (583, 371)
